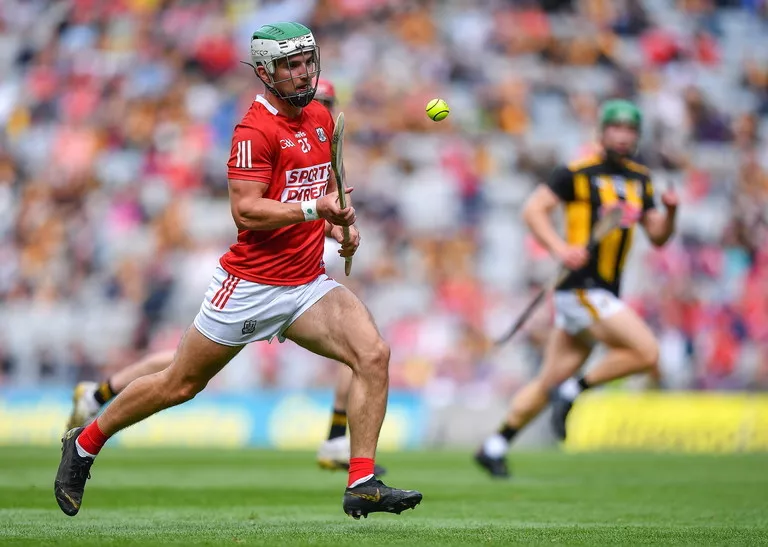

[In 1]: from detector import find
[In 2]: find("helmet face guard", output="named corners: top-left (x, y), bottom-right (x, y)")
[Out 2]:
top-left (250, 22), bottom-right (321, 108)
top-left (260, 47), bottom-right (320, 108)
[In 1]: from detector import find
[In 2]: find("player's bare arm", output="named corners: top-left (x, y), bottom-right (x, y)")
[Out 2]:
top-left (522, 185), bottom-right (589, 270)
top-left (641, 189), bottom-right (678, 246)
top-left (229, 178), bottom-right (356, 230)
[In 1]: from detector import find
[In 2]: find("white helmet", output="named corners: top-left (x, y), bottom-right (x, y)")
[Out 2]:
top-left (250, 22), bottom-right (320, 108)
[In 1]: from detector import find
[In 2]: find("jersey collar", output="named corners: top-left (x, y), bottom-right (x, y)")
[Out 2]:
top-left (255, 95), bottom-right (278, 116)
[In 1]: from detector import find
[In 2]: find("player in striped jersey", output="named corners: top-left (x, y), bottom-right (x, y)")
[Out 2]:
top-left (476, 100), bottom-right (679, 477)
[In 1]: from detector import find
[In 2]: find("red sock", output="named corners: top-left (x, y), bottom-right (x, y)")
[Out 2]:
top-left (77, 420), bottom-right (110, 456)
top-left (348, 457), bottom-right (375, 487)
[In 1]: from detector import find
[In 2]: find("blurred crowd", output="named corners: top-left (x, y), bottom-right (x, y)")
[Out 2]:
top-left (1, 0), bottom-right (767, 396)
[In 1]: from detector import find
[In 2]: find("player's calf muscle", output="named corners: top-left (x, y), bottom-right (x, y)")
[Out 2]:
top-left (508, 380), bottom-right (548, 424)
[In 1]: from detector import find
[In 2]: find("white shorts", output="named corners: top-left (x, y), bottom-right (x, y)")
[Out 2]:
top-left (553, 288), bottom-right (626, 335)
top-left (193, 265), bottom-right (341, 346)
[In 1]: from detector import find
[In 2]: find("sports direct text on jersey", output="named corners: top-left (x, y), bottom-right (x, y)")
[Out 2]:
top-left (282, 162), bottom-right (331, 202)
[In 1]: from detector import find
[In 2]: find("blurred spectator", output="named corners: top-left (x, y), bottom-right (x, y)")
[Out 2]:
top-left (611, 0), bottom-right (650, 37)
top-left (0, 339), bottom-right (16, 384)
top-left (741, 59), bottom-right (768, 116)
top-left (684, 86), bottom-right (733, 142)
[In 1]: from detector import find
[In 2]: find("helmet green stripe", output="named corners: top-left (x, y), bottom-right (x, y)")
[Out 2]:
top-left (599, 99), bottom-right (642, 129)
top-left (252, 22), bottom-right (313, 41)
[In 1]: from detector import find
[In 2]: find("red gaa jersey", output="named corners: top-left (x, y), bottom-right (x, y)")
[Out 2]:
top-left (221, 95), bottom-right (334, 285)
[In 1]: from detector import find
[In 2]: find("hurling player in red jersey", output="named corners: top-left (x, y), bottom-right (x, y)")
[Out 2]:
top-left (63, 77), bottom-right (387, 477)
top-left (54, 22), bottom-right (421, 520)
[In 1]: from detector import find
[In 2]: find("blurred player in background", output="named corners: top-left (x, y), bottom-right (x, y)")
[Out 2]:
top-left (310, 79), bottom-right (389, 475)
top-left (64, 78), bottom-right (386, 476)
top-left (65, 351), bottom-right (175, 432)
top-left (313, 78), bottom-right (336, 111)
top-left (476, 100), bottom-right (679, 478)
top-left (55, 22), bottom-right (420, 519)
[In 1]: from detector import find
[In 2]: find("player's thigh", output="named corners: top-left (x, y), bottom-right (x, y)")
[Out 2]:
top-left (283, 286), bottom-right (384, 367)
top-left (537, 327), bottom-right (593, 388)
top-left (588, 306), bottom-right (657, 354)
top-left (163, 325), bottom-right (244, 389)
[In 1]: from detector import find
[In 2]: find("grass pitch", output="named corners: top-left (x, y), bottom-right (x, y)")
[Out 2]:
top-left (1, 447), bottom-right (766, 546)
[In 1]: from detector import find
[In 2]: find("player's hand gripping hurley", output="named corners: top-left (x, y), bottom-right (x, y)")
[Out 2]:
top-left (495, 206), bottom-right (623, 347)
top-left (330, 112), bottom-right (353, 276)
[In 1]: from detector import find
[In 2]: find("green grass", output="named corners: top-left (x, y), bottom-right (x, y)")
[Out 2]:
top-left (1, 447), bottom-right (767, 546)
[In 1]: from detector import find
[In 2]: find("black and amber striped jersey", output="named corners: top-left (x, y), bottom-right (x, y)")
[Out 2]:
top-left (546, 154), bottom-right (656, 296)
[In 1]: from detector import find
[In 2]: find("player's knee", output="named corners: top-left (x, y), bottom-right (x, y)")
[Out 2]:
top-left (169, 377), bottom-right (207, 405)
top-left (636, 342), bottom-right (659, 373)
top-left (356, 339), bottom-right (390, 380)
top-left (375, 339), bottom-right (391, 365)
